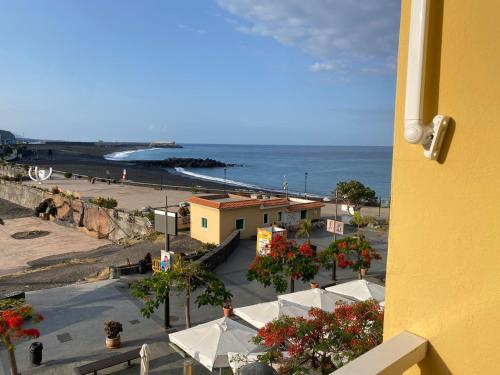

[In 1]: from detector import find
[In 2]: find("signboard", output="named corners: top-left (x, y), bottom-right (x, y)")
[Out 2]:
top-left (256, 227), bottom-right (287, 256)
top-left (326, 219), bottom-right (344, 235)
top-left (256, 228), bottom-right (273, 256)
top-left (341, 204), bottom-right (354, 215)
top-left (154, 210), bottom-right (178, 236)
top-left (160, 250), bottom-right (175, 271)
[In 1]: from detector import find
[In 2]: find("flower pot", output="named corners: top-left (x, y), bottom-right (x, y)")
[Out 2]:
top-left (223, 307), bottom-right (233, 317)
top-left (106, 336), bottom-right (121, 349)
top-left (310, 282), bottom-right (319, 289)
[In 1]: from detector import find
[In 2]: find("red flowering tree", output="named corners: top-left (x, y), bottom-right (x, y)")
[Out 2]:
top-left (247, 235), bottom-right (319, 293)
top-left (253, 300), bottom-right (383, 374)
top-left (0, 304), bottom-right (43, 375)
top-left (319, 236), bottom-right (381, 277)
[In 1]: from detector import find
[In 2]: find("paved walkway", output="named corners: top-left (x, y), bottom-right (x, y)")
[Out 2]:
top-left (26, 174), bottom-right (193, 211)
top-left (0, 280), bottom-right (210, 375)
top-left (0, 217), bottom-right (110, 277)
top-left (0, 227), bottom-right (387, 374)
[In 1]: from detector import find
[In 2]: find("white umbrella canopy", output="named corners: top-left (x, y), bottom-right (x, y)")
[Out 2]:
top-left (233, 300), bottom-right (311, 329)
top-left (140, 343), bottom-right (151, 375)
top-left (168, 317), bottom-right (260, 371)
top-left (278, 288), bottom-right (353, 311)
top-left (325, 280), bottom-right (385, 303)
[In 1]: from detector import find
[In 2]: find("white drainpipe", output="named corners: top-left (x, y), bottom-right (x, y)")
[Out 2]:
top-left (404, 0), bottom-right (450, 160)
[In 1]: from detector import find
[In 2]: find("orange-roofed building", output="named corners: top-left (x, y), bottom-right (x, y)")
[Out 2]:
top-left (188, 193), bottom-right (324, 244)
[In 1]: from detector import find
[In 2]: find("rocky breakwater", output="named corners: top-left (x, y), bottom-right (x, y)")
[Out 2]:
top-left (135, 158), bottom-right (237, 168)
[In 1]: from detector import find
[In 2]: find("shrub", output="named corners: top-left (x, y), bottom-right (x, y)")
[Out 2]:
top-left (64, 172), bottom-right (72, 179)
top-left (201, 242), bottom-right (218, 251)
top-left (51, 186), bottom-right (60, 194)
top-left (178, 206), bottom-right (190, 217)
top-left (90, 197), bottom-right (118, 209)
top-left (146, 211), bottom-right (155, 222)
top-left (190, 186), bottom-right (199, 194)
top-left (104, 320), bottom-right (123, 339)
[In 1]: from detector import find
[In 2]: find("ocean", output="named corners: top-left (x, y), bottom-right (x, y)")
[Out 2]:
top-left (105, 144), bottom-right (393, 199)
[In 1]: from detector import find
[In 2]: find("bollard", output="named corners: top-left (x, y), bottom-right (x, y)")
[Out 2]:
top-left (29, 342), bottom-right (43, 365)
top-left (183, 359), bottom-right (193, 375)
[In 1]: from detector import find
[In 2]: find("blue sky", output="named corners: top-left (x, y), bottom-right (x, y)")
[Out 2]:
top-left (0, 0), bottom-right (400, 145)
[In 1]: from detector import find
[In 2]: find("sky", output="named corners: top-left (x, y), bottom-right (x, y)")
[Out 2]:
top-left (0, 0), bottom-right (401, 146)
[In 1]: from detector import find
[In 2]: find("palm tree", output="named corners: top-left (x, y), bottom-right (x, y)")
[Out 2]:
top-left (296, 219), bottom-right (313, 244)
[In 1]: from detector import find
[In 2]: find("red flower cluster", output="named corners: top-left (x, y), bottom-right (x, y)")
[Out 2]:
top-left (247, 235), bottom-right (321, 294)
top-left (0, 306), bottom-right (43, 346)
top-left (268, 235), bottom-right (287, 259)
top-left (320, 236), bottom-right (382, 273)
top-left (298, 243), bottom-right (313, 257)
top-left (336, 253), bottom-right (354, 269)
top-left (254, 300), bottom-right (384, 374)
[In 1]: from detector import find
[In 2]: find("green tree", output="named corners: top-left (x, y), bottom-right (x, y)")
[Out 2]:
top-left (253, 300), bottom-right (384, 374)
top-left (296, 219), bottom-right (313, 245)
top-left (335, 180), bottom-right (377, 212)
top-left (318, 236), bottom-right (381, 277)
top-left (247, 235), bottom-right (319, 293)
top-left (132, 257), bottom-right (232, 328)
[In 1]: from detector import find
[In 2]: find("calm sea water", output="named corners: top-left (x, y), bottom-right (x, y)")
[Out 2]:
top-left (106, 144), bottom-right (393, 198)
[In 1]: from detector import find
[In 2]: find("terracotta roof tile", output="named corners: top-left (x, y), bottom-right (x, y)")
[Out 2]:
top-left (287, 202), bottom-right (325, 212)
top-left (189, 194), bottom-right (324, 212)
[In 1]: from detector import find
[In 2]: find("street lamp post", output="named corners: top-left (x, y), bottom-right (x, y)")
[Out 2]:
top-left (304, 172), bottom-right (308, 196)
top-left (224, 168), bottom-right (227, 193)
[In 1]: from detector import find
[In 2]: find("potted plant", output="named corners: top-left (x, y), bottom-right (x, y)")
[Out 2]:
top-left (223, 300), bottom-right (233, 317)
top-left (104, 320), bottom-right (123, 349)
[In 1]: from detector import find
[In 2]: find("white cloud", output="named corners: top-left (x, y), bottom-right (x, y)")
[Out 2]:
top-left (216, 0), bottom-right (400, 73)
top-left (309, 60), bottom-right (344, 72)
top-left (177, 23), bottom-right (207, 35)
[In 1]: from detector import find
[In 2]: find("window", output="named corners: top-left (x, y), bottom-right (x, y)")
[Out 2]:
top-left (235, 218), bottom-right (245, 230)
top-left (300, 210), bottom-right (307, 220)
top-left (277, 211), bottom-right (282, 221)
top-left (201, 217), bottom-right (208, 229)
top-left (263, 213), bottom-right (269, 224)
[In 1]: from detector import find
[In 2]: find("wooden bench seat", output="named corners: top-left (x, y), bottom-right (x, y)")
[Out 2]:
top-left (73, 348), bottom-right (140, 375)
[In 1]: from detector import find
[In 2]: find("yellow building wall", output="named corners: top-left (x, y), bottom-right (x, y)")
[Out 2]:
top-left (219, 207), bottom-right (285, 241)
top-left (189, 203), bottom-right (221, 244)
top-left (384, 1), bottom-right (500, 374)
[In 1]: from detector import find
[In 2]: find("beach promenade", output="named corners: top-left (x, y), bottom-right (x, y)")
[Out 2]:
top-left (26, 173), bottom-right (390, 217)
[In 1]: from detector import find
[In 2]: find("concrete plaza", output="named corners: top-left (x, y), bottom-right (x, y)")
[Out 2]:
top-left (0, 227), bottom-right (386, 374)
top-left (0, 217), bottom-right (110, 277)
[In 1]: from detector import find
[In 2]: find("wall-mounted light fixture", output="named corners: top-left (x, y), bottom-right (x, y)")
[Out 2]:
top-left (405, 0), bottom-right (450, 160)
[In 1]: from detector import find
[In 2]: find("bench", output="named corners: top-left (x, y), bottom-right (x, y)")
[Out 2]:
top-left (73, 348), bottom-right (140, 375)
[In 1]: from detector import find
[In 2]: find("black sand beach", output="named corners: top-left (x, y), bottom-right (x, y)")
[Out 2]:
top-left (22, 142), bottom-right (229, 191)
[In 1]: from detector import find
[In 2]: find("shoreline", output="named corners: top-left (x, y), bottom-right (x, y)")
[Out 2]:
top-left (21, 143), bottom-right (269, 194)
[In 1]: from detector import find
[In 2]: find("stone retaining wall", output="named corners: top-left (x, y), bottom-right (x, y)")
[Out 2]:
top-left (198, 230), bottom-right (240, 271)
top-left (0, 180), bottom-right (152, 241)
